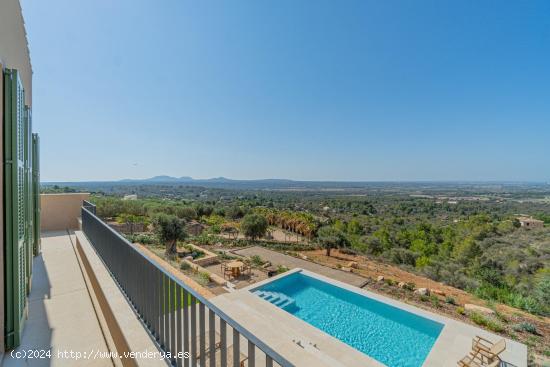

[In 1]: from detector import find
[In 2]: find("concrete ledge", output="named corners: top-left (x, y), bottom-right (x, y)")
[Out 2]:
top-left (75, 231), bottom-right (167, 367)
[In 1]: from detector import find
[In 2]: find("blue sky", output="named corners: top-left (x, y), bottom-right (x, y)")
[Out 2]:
top-left (21, 0), bottom-right (550, 182)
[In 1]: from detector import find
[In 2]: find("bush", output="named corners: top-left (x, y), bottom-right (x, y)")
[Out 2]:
top-left (456, 307), bottom-right (465, 315)
top-left (469, 312), bottom-right (504, 333)
top-left (474, 283), bottom-right (547, 316)
top-left (512, 322), bottom-right (538, 334)
top-left (250, 255), bottom-right (264, 267)
top-left (420, 295), bottom-right (429, 302)
top-left (403, 282), bottom-right (416, 291)
top-left (126, 233), bottom-right (157, 245)
top-left (430, 295), bottom-right (440, 308)
top-left (217, 251), bottom-right (237, 261)
top-left (277, 265), bottom-right (289, 274)
top-left (388, 248), bottom-right (417, 266)
top-left (445, 296), bottom-right (457, 305)
top-left (197, 271), bottom-right (210, 286)
top-left (180, 261), bottom-right (191, 271)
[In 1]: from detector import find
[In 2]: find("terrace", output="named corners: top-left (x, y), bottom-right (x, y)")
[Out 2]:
top-left (2, 194), bottom-right (528, 367)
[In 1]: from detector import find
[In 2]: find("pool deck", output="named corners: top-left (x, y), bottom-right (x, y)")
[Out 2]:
top-left (211, 268), bottom-right (527, 367)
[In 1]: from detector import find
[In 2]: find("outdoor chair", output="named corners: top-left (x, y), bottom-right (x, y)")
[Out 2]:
top-left (472, 336), bottom-right (506, 364)
top-left (220, 263), bottom-right (233, 279)
top-left (195, 331), bottom-right (221, 361)
top-left (458, 351), bottom-right (500, 367)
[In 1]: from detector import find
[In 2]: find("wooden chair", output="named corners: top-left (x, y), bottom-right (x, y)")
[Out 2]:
top-left (242, 264), bottom-right (252, 276)
top-left (472, 336), bottom-right (506, 364)
top-left (458, 351), bottom-right (500, 367)
top-left (221, 263), bottom-right (233, 279)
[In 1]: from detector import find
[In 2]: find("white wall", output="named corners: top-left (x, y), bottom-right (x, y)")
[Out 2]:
top-left (0, 0), bottom-right (32, 105)
top-left (0, 0), bottom-right (32, 353)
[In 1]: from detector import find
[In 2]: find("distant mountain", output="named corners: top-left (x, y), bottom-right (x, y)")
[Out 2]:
top-left (118, 175), bottom-right (299, 184)
top-left (42, 176), bottom-right (550, 193)
top-left (110, 175), bottom-right (306, 188)
top-left (120, 175), bottom-right (193, 183)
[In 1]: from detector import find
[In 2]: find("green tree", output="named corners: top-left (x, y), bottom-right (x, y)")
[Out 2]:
top-left (373, 225), bottom-right (393, 250)
top-left (240, 214), bottom-right (268, 240)
top-left (175, 206), bottom-right (197, 220)
top-left (452, 236), bottom-right (480, 264)
top-left (534, 274), bottom-right (550, 306)
top-left (226, 206), bottom-right (245, 220)
top-left (153, 214), bottom-right (187, 257)
top-left (317, 226), bottom-right (349, 256)
top-left (116, 214), bottom-right (149, 235)
top-left (347, 220), bottom-right (363, 235)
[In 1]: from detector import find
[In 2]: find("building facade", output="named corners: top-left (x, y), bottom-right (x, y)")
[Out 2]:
top-left (1, 0), bottom-right (41, 352)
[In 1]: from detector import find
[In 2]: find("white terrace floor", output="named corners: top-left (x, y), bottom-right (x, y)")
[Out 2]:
top-left (211, 268), bottom-right (528, 367)
top-left (3, 231), bottom-right (112, 367)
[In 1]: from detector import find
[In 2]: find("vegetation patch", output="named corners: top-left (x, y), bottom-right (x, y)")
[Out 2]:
top-left (468, 312), bottom-right (505, 333)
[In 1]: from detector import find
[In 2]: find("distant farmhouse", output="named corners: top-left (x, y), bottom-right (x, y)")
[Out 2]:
top-left (517, 216), bottom-right (544, 229)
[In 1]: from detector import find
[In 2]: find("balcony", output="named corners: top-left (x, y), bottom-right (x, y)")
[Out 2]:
top-left (2, 194), bottom-right (292, 367)
top-left (1, 194), bottom-right (528, 367)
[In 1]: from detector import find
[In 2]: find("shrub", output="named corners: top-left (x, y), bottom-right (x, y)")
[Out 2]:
top-left (126, 233), bottom-right (157, 245)
top-left (420, 295), bottom-right (429, 302)
top-left (197, 271), bottom-right (210, 286)
top-left (430, 295), bottom-right (440, 308)
top-left (217, 252), bottom-right (237, 261)
top-left (403, 282), bottom-right (416, 291)
top-left (250, 255), bottom-right (264, 267)
top-left (445, 296), bottom-right (457, 305)
top-left (469, 312), bottom-right (504, 333)
top-left (512, 322), bottom-right (538, 334)
top-left (180, 261), bottom-right (191, 271)
top-left (277, 265), bottom-right (289, 274)
top-left (385, 278), bottom-right (396, 286)
top-left (388, 248), bottom-right (417, 266)
top-left (456, 307), bottom-right (465, 315)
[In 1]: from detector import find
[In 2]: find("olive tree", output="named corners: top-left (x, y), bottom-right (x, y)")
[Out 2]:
top-left (240, 213), bottom-right (268, 240)
top-left (317, 225), bottom-right (349, 257)
top-left (153, 213), bottom-right (187, 257)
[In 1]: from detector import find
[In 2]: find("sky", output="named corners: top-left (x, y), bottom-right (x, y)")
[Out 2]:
top-left (21, 0), bottom-right (550, 182)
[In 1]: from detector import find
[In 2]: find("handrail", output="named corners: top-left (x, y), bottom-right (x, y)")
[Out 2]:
top-left (82, 200), bottom-right (96, 214)
top-left (81, 205), bottom-right (293, 367)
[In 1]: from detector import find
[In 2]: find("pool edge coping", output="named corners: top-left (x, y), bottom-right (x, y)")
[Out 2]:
top-left (241, 268), bottom-right (527, 367)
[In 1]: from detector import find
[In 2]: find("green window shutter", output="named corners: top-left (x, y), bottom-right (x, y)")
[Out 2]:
top-left (24, 106), bottom-right (32, 291)
top-left (3, 69), bottom-right (28, 349)
top-left (32, 133), bottom-right (40, 255)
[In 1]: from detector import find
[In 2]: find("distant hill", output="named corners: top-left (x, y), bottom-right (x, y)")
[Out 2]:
top-left (120, 175), bottom-right (194, 183)
top-left (41, 175), bottom-right (549, 192)
top-left (117, 175), bottom-right (298, 185)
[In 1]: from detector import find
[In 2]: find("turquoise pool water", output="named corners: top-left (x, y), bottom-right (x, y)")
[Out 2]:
top-left (252, 272), bottom-right (443, 367)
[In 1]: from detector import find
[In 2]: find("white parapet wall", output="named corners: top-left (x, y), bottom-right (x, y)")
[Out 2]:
top-left (40, 193), bottom-right (90, 232)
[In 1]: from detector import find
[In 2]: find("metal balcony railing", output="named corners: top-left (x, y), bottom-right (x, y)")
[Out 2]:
top-left (82, 200), bottom-right (96, 215)
top-left (81, 203), bottom-right (293, 367)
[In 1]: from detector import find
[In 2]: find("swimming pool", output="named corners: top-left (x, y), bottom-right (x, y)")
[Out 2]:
top-left (252, 271), bottom-right (443, 367)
